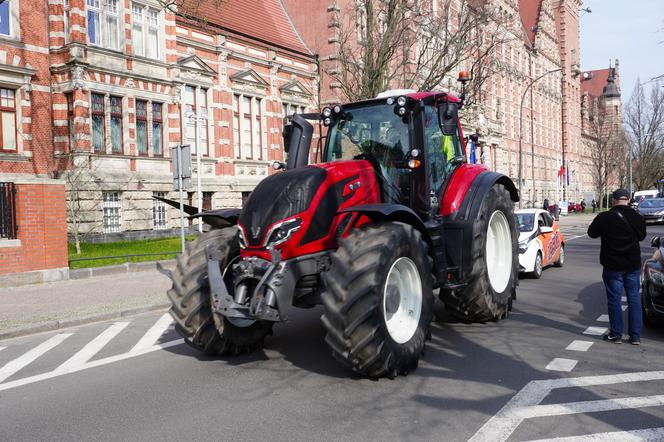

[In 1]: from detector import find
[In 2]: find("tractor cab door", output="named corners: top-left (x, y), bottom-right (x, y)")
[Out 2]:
top-left (423, 104), bottom-right (464, 213)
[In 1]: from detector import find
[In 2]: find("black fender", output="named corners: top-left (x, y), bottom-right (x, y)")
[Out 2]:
top-left (152, 195), bottom-right (240, 229)
top-left (338, 203), bottom-right (429, 239)
top-left (441, 171), bottom-right (519, 290)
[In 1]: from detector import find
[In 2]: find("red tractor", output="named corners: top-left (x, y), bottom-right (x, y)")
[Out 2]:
top-left (160, 75), bottom-right (519, 378)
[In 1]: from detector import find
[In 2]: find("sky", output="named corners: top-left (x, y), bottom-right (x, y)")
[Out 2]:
top-left (580, 0), bottom-right (664, 103)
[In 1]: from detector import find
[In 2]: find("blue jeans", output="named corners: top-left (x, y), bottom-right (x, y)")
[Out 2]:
top-left (602, 268), bottom-right (642, 340)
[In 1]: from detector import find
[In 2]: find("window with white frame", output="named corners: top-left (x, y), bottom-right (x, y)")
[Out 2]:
top-left (64, 0), bottom-right (70, 42)
top-left (0, 88), bottom-right (17, 152)
top-left (184, 86), bottom-right (208, 156)
top-left (131, 3), bottom-right (160, 59)
top-left (87, 0), bottom-right (120, 50)
top-left (0, 0), bottom-right (13, 37)
top-left (282, 102), bottom-right (306, 118)
top-left (152, 191), bottom-right (167, 230)
top-left (152, 102), bottom-right (163, 156)
top-left (232, 93), bottom-right (262, 160)
top-left (102, 191), bottom-right (121, 233)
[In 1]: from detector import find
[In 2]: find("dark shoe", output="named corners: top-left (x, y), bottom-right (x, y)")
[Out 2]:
top-left (629, 337), bottom-right (641, 345)
top-left (603, 332), bottom-right (622, 343)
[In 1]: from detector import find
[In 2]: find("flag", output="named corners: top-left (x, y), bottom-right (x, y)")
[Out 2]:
top-left (566, 162), bottom-right (570, 186)
top-left (557, 165), bottom-right (564, 177)
top-left (469, 140), bottom-right (476, 164)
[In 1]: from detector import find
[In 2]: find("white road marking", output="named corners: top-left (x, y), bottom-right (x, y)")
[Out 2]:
top-left (526, 426), bottom-right (664, 441)
top-left (582, 326), bottom-right (607, 336)
top-left (56, 322), bottom-right (130, 372)
top-left (130, 313), bottom-right (173, 353)
top-left (622, 305), bottom-right (628, 311)
top-left (470, 370), bottom-right (664, 442)
top-left (545, 358), bottom-right (578, 372)
top-left (565, 234), bottom-right (587, 241)
top-left (514, 394), bottom-right (664, 419)
top-left (0, 346), bottom-right (5, 352)
top-left (566, 340), bottom-right (593, 352)
top-left (0, 338), bottom-right (184, 392)
top-left (0, 333), bottom-right (72, 383)
top-left (596, 314), bottom-right (609, 322)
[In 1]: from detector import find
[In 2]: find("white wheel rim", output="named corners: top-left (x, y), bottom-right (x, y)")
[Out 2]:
top-left (382, 257), bottom-right (422, 344)
top-left (535, 254), bottom-right (542, 275)
top-left (486, 210), bottom-right (512, 293)
top-left (222, 256), bottom-right (256, 328)
top-left (559, 246), bottom-right (564, 264)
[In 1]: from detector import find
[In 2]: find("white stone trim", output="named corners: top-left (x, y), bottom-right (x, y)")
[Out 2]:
top-left (0, 239), bottom-right (21, 248)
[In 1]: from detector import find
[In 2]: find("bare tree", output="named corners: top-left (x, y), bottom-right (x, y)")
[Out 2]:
top-left (586, 101), bottom-right (625, 209)
top-left (154, 0), bottom-right (225, 17)
top-left (625, 80), bottom-right (664, 191)
top-left (329, 0), bottom-right (511, 103)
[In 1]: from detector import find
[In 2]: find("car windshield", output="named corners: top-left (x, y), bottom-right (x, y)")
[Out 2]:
top-left (517, 213), bottom-right (535, 232)
top-left (639, 199), bottom-right (664, 208)
top-left (325, 102), bottom-right (410, 202)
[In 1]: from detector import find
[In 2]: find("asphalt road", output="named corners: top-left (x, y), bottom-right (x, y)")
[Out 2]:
top-left (1, 222), bottom-right (664, 441)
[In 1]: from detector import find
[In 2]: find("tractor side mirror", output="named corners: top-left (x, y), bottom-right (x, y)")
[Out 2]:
top-left (284, 114), bottom-right (313, 169)
top-left (437, 102), bottom-right (459, 136)
top-left (651, 236), bottom-right (661, 248)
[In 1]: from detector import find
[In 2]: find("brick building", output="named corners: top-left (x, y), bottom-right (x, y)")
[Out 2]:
top-left (0, 0), bottom-right (69, 283)
top-left (50, 0), bottom-right (317, 239)
top-left (284, 0), bottom-right (601, 206)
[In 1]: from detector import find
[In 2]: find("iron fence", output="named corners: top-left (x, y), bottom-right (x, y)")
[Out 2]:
top-left (0, 182), bottom-right (17, 240)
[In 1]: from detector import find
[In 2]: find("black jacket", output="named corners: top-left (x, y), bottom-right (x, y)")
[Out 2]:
top-left (587, 205), bottom-right (646, 271)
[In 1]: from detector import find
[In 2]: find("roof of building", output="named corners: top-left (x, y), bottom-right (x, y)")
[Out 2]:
top-left (184, 0), bottom-right (312, 55)
top-left (519, 0), bottom-right (542, 47)
top-left (580, 68), bottom-right (615, 98)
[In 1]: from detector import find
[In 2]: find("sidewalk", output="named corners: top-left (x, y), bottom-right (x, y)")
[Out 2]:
top-left (0, 263), bottom-right (174, 340)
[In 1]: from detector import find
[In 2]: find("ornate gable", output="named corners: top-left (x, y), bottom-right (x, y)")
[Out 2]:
top-left (279, 79), bottom-right (311, 101)
top-left (230, 69), bottom-right (269, 95)
top-left (175, 55), bottom-right (215, 86)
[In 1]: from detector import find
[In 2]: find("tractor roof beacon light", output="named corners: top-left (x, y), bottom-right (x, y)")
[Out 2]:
top-left (457, 71), bottom-right (471, 109)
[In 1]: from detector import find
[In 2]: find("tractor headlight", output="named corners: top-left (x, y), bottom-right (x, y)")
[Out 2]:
top-left (238, 226), bottom-right (248, 249)
top-left (518, 239), bottom-right (529, 254)
top-left (322, 107), bottom-right (332, 118)
top-left (264, 218), bottom-right (302, 248)
top-left (647, 266), bottom-right (664, 286)
top-left (396, 96), bottom-right (407, 107)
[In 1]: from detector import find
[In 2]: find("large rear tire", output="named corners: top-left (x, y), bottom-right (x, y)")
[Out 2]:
top-left (321, 222), bottom-right (433, 378)
top-left (162, 228), bottom-right (273, 355)
top-left (442, 184), bottom-right (518, 322)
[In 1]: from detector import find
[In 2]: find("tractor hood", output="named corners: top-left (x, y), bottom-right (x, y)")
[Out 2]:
top-left (238, 160), bottom-right (381, 259)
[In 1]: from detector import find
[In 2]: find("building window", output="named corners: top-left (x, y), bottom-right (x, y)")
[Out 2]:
top-left (87, 0), bottom-right (120, 49)
top-left (102, 191), bottom-right (121, 233)
top-left (232, 93), bottom-right (262, 160)
top-left (184, 86), bottom-right (208, 156)
top-left (153, 191), bottom-right (167, 230)
top-left (66, 93), bottom-right (75, 150)
top-left (91, 93), bottom-right (105, 152)
top-left (152, 102), bottom-right (163, 156)
top-left (110, 96), bottom-right (123, 153)
top-left (0, 182), bottom-right (17, 240)
top-left (0, 88), bottom-right (16, 152)
top-left (64, 0), bottom-right (70, 42)
top-left (136, 99), bottom-right (148, 155)
top-left (0, 0), bottom-right (11, 36)
top-left (202, 192), bottom-right (213, 211)
top-left (131, 4), bottom-right (160, 59)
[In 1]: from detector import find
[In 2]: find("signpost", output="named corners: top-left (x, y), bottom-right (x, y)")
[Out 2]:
top-left (171, 144), bottom-right (192, 253)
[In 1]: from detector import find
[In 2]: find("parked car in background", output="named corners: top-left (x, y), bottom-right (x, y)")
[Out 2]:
top-left (632, 190), bottom-right (659, 209)
top-left (637, 198), bottom-right (664, 224)
top-left (641, 236), bottom-right (664, 325)
top-left (516, 209), bottom-right (565, 278)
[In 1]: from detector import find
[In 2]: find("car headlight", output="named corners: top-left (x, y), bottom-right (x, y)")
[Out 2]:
top-left (264, 218), bottom-right (302, 248)
top-left (518, 239), bottom-right (529, 254)
top-left (647, 267), bottom-right (664, 286)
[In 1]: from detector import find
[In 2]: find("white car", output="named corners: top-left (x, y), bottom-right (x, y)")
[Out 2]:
top-left (516, 209), bottom-right (565, 278)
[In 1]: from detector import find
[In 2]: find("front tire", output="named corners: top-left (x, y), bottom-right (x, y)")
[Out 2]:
top-left (555, 244), bottom-right (565, 267)
top-left (442, 184), bottom-right (518, 322)
top-left (321, 222), bottom-right (433, 378)
top-left (531, 252), bottom-right (543, 279)
top-left (162, 228), bottom-right (273, 356)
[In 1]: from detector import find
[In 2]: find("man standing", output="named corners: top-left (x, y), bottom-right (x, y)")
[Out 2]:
top-left (588, 189), bottom-right (646, 344)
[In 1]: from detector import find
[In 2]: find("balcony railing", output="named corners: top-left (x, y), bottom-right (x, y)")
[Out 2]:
top-left (0, 182), bottom-right (17, 240)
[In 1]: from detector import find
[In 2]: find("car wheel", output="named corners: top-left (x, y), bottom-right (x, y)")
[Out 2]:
top-left (531, 252), bottom-right (543, 279)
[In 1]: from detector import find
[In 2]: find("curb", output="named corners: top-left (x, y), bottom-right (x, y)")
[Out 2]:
top-left (0, 302), bottom-right (170, 341)
top-left (69, 260), bottom-right (176, 280)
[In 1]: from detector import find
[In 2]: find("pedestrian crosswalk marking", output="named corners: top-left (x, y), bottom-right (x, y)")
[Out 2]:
top-left (582, 326), bottom-right (607, 336)
top-left (545, 358), bottom-right (578, 372)
top-left (596, 314), bottom-right (609, 322)
top-left (0, 346), bottom-right (5, 353)
top-left (566, 340), bottom-right (593, 352)
top-left (469, 370), bottom-right (664, 442)
top-left (526, 426), bottom-right (664, 442)
top-left (130, 313), bottom-right (173, 353)
top-left (56, 322), bottom-right (130, 372)
top-left (0, 333), bottom-right (72, 383)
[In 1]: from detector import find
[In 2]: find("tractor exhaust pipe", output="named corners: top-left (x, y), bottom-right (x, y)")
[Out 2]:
top-left (283, 114), bottom-right (313, 169)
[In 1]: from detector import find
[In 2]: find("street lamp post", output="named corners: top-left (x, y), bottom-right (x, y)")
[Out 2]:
top-left (187, 112), bottom-right (206, 233)
top-left (518, 67), bottom-right (563, 208)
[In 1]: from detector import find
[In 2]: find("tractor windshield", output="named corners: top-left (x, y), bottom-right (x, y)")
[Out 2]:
top-left (325, 102), bottom-right (410, 202)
